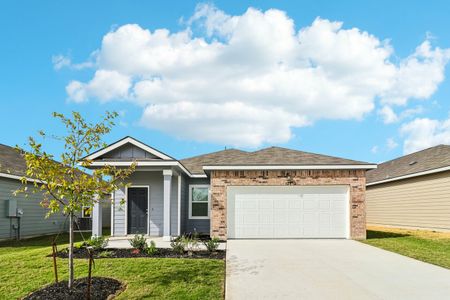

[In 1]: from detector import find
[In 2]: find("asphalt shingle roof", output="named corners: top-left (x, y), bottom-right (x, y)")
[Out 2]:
top-left (367, 144), bottom-right (450, 184)
top-left (0, 143), bottom-right (27, 177)
top-left (181, 146), bottom-right (371, 175)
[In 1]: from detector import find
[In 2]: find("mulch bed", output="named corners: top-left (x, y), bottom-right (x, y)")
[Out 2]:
top-left (52, 248), bottom-right (226, 260)
top-left (23, 277), bottom-right (124, 300)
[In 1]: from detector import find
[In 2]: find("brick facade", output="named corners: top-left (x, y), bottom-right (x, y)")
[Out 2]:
top-left (210, 169), bottom-right (367, 240)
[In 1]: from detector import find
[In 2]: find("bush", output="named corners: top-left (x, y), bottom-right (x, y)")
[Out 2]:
top-left (146, 240), bottom-right (158, 256)
top-left (86, 236), bottom-right (109, 251)
top-left (183, 236), bottom-right (199, 256)
top-left (203, 237), bottom-right (220, 253)
top-left (170, 236), bottom-right (185, 254)
top-left (129, 234), bottom-right (147, 252)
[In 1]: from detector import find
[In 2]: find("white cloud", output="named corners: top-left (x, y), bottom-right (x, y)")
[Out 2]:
top-left (52, 54), bottom-right (95, 71)
top-left (386, 138), bottom-right (398, 150)
top-left (378, 105), bottom-right (424, 124)
top-left (66, 70), bottom-right (131, 103)
top-left (63, 4), bottom-right (450, 147)
top-left (378, 106), bottom-right (399, 124)
top-left (400, 117), bottom-right (450, 154)
top-left (371, 146), bottom-right (379, 154)
top-left (381, 41), bottom-right (450, 105)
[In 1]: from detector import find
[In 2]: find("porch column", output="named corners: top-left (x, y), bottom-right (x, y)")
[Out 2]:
top-left (92, 197), bottom-right (102, 237)
top-left (163, 169), bottom-right (172, 241)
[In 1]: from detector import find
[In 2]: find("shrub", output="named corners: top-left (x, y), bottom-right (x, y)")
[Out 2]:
top-left (146, 240), bottom-right (158, 256)
top-left (170, 236), bottom-right (185, 254)
top-left (86, 236), bottom-right (109, 251)
top-left (183, 236), bottom-right (199, 256)
top-left (203, 237), bottom-right (220, 253)
top-left (129, 234), bottom-right (147, 252)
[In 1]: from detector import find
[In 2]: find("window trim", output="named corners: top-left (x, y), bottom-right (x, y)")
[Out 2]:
top-left (189, 184), bottom-right (210, 220)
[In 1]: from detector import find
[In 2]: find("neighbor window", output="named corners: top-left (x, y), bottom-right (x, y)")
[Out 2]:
top-left (82, 206), bottom-right (92, 218)
top-left (189, 185), bottom-right (210, 219)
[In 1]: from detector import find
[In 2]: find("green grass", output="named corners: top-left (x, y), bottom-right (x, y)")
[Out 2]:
top-left (0, 233), bottom-right (225, 299)
top-left (362, 226), bottom-right (450, 269)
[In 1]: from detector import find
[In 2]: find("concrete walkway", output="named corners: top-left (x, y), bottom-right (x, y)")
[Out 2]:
top-left (226, 239), bottom-right (450, 300)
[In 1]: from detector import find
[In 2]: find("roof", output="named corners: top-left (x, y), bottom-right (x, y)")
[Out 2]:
top-left (181, 146), bottom-right (373, 175)
top-left (367, 144), bottom-right (450, 185)
top-left (0, 143), bottom-right (28, 177)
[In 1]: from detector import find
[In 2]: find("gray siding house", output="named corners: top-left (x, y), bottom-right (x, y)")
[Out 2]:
top-left (88, 136), bottom-right (376, 240)
top-left (0, 143), bottom-right (110, 240)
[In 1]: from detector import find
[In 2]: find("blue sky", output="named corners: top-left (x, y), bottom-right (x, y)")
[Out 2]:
top-left (1, 1), bottom-right (450, 163)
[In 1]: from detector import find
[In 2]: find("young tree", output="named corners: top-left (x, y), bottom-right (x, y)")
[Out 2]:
top-left (15, 111), bottom-right (135, 289)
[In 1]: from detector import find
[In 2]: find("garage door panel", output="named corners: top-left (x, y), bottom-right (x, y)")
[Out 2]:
top-left (303, 199), bottom-right (318, 210)
top-left (230, 186), bottom-right (348, 239)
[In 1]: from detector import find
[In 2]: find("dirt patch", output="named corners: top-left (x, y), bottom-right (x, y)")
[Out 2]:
top-left (367, 225), bottom-right (450, 240)
top-left (23, 277), bottom-right (124, 300)
top-left (53, 248), bottom-right (226, 260)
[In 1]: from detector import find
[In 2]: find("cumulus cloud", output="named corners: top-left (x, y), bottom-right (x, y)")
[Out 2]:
top-left (400, 117), bottom-right (450, 154)
top-left (66, 70), bottom-right (131, 103)
top-left (63, 4), bottom-right (450, 147)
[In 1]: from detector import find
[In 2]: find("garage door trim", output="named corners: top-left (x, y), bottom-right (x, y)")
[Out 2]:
top-left (227, 185), bottom-right (350, 239)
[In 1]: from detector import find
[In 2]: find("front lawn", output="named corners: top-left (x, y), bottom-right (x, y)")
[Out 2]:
top-left (0, 233), bottom-right (225, 299)
top-left (363, 226), bottom-right (450, 269)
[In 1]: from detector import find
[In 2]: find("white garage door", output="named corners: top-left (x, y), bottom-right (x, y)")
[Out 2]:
top-left (228, 186), bottom-right (349, 239)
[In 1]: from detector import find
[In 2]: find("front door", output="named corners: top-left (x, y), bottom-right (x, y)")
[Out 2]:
top-left (127, 187), bottom-right (148, 234)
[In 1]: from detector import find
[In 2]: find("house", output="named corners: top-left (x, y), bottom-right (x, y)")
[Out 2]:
top-left (0, 143), bottom-right (110, 240)
top-left (87, 136), bottom-right (376, 240)
top-left (366, 145), bottom-right (450, 231)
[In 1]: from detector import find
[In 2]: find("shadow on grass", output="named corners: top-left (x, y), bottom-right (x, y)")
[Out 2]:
top-left (367, 230), bottom-right (410, 239)
top-left (0, 229), bottom-right (111, 249)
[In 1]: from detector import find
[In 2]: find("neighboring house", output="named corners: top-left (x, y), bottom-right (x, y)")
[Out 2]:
top-left (0, 143), bottom-right (110, 240)
top-left (86, 136), bottom-right (376, 240)
top-left (366, 145), bottom-right (450, 231)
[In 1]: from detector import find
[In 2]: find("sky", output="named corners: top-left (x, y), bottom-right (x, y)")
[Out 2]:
top-left (1, 0), bottom-right (450, 163)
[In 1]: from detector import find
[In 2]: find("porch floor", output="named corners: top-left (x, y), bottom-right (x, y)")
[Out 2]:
top-left (107, 236), bottom-right (227, 250)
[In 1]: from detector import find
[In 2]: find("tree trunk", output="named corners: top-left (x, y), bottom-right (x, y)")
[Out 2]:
top-left (68, 212), bottom-right (74, 289)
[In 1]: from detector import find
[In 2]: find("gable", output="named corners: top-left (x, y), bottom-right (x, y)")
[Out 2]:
top-left (99, 143), bottom-right (162, 160)
top-left (84, 136), bottom-right (174, 161)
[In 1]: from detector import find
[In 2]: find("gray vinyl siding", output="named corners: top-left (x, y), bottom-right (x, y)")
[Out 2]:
top-left (183, 177), bottom-right (211, 234)
top-left (367, 170), bottom-right (450, 231)
top-left (112, 171), bottom-right (179, 236)
top-left (0, 178), bottom-right (68, 240)
top-left (101, 144), bottom-right (160, 159)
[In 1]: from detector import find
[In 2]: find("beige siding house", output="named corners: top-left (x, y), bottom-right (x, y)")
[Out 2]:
top-left (366, 145), bottom-right (450, 231)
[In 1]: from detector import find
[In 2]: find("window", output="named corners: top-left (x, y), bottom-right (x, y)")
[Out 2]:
top-left (82, 206), bottom-right (92, 218)
top-left (189, 185), bottom-right (210, 219)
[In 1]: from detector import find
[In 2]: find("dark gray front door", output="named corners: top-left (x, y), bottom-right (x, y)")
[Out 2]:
top-left (127, 187), bottom-right (148, 234)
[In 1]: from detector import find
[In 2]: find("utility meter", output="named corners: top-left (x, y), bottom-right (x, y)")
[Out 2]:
top-left (16, 208), bottom-right (24, 217)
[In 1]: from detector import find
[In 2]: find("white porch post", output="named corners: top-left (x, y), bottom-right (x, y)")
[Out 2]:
top-left (163, 169), bottom-right (172, 241)
top-left (92, 196), bottom-right (102, 237)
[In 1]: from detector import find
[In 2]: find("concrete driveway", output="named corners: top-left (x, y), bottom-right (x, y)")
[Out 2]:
top-left (226, 239), bottom-right (450, 300)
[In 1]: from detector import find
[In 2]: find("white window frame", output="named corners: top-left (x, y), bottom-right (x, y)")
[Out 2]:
top-left (189, 184), bottom-right (210, 220)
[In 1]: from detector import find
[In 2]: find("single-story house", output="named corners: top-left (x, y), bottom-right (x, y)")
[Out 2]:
top-left (366, 144), bottom-right (450, 231)
top-left (0, 143), bottom-right (110, 240)
top-left (87, 136), bottom-right (376, 240)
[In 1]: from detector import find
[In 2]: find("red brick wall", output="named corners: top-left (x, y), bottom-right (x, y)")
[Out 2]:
top-left (210, 169), bottom-right (367, 240)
